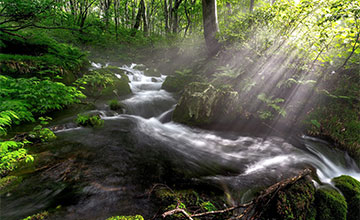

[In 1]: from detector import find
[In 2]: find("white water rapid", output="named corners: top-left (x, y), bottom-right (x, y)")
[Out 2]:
top-left (101, 63), bottom-right (360, 189)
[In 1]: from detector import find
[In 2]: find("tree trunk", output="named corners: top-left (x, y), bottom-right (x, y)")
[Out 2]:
top-left (250, 0), bottom-right (254, 12)
top-left (202, 0), bottom-right (221, 55)
top-left (132, 0), bottom-right (145, 36)
top-left (101, 0), bottom-right (112, 28)
top-left (172, 0), bottom-right (183, 33)
top-left (142, 0), bottom-right (148, 33)
top-left (164, 0), bottom-right (170, 33)
top-left (184, 0), bottom-right (191, 37)
top-left (114, 0), bottom-right (120, 38)
top-left (226, 1), bottom-right (232, 14)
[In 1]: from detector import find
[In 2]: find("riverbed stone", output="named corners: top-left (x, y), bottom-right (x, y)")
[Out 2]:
top-left (172, 82), bottom-right (241, 125)
top-left (332, 175), bottom-right (360, 220)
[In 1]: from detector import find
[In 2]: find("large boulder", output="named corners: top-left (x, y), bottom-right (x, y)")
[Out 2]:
top-left (260, 177), bottom-right (317, 220)
top-left (315, 186), bottom-right (347, 220)
top-left (162, 70), bottom-right (201, 93)
top-left (172, 82), bottom-right (241, 126)
top-left (80, 67), bottom-right (131, 100)
top-left (332, 175), bottom-right (360, 220)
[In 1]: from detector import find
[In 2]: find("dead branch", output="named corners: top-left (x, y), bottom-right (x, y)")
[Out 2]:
top-left (191, 202), bottom-right (253, 218)
top-left (162, 208), bottom-right (194, 220)
top-left (161, 169), bottom-right (312, 220)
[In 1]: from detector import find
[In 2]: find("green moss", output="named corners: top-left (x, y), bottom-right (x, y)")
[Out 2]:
top-left (172, 82), bottom-right (241, 126)
top-left (143, 68), bottom-right (161, 77)
top-left (96, 68), bottom-right (131, 96)
top-left (0, 175), bottom-right (23, 195)
top-left (332, 175), bottom-right (360, 220)
top-left (332, 175), bottom-right (360, 199)
top-left (75, 114), bottom-right (104, 127)
top-left (22, 211), bottom-right (49, 220)
top-left (161, 70), bottom-right (201, 93)
top-left (262, 178), bottom-right (316, 220)
top-left (109, 99), bottom-right (125, 111)
top-left (76, 68), bottom-right (131, 101)
top-left (307, 104), bottom-right (360, 163)
top-left (315, 187), bottom-right (347, 220)
top-left (348, 194), bottom-right (360, 220)
top-left (106, 215), bottom-right (144, 220)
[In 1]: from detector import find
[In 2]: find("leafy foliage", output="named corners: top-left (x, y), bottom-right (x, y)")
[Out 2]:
top-left (0, 75), bottom-right (85, 122)
top-left (75, 114), bottom-right (104, 127)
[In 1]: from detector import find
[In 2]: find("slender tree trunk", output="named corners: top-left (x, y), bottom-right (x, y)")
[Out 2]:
top-left (142, 0), bottom-right (148, 33)
top-left (132, 0), bottom-right (145, 36)
top-left (168, 0), bottom-right (173, 31)
top-left (172, 0), bottom-right (183, 33)
top-left (226, 1), bottom-right (232, 14)
top-left (164, 0), bottom-right (170, 32)
top-left (202, 0), bottom-right (221, 55)
top-left (101, 0), bottom-right (112, 28)
top-left (184, 0), bottom-right (191, 37)
top-left (114, 0), bottom-right (120, 38)
top-left (250, 0), bottom-right (254, 12)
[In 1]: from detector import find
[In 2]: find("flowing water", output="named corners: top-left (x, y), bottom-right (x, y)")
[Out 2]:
top-left (1, 64), bottom-right (359, 220)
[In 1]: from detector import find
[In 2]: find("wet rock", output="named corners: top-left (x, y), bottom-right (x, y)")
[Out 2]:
top-left (106, 215), bottom-right (144, 220)
top-left (144, 68), bottom-right (161, 77)
top-left (108, 99), bottom-right (126, 112)
top-left (101, 68), bottom-right (132, 97)
top-left (261, 177), bottom-right (317, 220)
top-left (0, 176), bottom-right (23, 195)
top-left (161, 70), bottom-right (201, 93)
top-left (172, 82), bottom-right (241, 126)
top-left (315, 186), bottom-right (347, 220)
top-left (332, 175), bottom-right (360, 220)
top-left (154, 187), bottom-right (227, 219)
top-left (83, 68), bottom-right (131, 99)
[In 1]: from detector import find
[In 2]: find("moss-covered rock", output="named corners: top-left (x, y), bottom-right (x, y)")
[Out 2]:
top-left (315, 186), bottom-right (347, 220)
top-left (0, 175), bottom-right (23, 195)
top-left (332, 175), bottom-right (360, 220)
top-left (98, 68), bottom-right (132, 97)
top-left (161, 70), bottom-right (201, 93)
top-left (106, 215), bottom-right (144, 220)
top-left (154, 187), bottom-right (227, 219)
top-left (22, 211), bottom-right (49, 220)
top-left (143, 68), bottom-right (161, 77)
top-left (108, 99), bottom-right (125, 111)
top-left (348, 194), bottom-right (360, 220)
top-left (78, 68), bottom-right (131, 101)
top-left (332, 175), bottom-right (360, 200)
top-left (172, 82), bottom-right (241, 126)
top-left (75, 114), bottom-right (104, 127)
top-left (261, 178), bottom-right (316, 220)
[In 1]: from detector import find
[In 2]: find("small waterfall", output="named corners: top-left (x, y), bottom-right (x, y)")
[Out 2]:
top-left (119, 64), bottom-right (176, 118)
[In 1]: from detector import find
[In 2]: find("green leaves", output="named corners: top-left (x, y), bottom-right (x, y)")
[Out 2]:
top-left (0, 75), bottom-right (85, 123)
top-left (75, 114), bottom-right (104, 127)
top-left (257, 93), bottom-right (287, 118)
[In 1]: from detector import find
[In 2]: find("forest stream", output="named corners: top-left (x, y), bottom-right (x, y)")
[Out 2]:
top-left (1, 64), bottom-right (359, 220)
